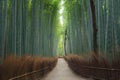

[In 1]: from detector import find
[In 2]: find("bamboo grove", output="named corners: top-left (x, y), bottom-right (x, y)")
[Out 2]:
top-left (0, 0), bottom-right (60, 58)
top-left (64, 0), bottom-right (120, 60)
top-left (0, 0), bottom-right (120, 60)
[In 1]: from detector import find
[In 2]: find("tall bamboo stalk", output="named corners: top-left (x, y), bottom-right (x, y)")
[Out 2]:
top-left (2, 0), bottom-right (8, 59)
top-left (90, 0), bottom-right (98, 55)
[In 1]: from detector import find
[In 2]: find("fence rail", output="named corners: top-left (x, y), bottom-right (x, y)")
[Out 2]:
top-left (9, 67), bottom-right (49, 80)
top-left (68, 62), bottom-right (120, 80)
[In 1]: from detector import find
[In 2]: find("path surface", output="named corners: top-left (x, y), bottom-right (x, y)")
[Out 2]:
top-left (41, 58), bottom-right (93, 80)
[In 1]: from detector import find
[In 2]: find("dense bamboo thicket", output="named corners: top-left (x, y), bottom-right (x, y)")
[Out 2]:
top-left (64, 0), bottom-right (93, 54)
top-left (63, 0), bottom-right (120, 79)
top-left (0, 0), bottom-right (60, 58)
top-left (64, 0), bottom-right (120, 60)
top-left (94, 0), bottom-right (120, 60)
top-left (0, 55), bottom-right (58, 80)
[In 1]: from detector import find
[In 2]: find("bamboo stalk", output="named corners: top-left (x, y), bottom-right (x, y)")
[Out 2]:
top-left (90, 0), bottom-right (98, 55)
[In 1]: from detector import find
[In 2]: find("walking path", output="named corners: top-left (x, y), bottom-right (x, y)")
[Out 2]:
top-left (41, 58), bottom-right (93, 80)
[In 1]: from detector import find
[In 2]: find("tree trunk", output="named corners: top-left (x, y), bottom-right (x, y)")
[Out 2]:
top-left (90, 0), bottom-right (98, 55)
top-left (64, 29), bottom-right (67, 56)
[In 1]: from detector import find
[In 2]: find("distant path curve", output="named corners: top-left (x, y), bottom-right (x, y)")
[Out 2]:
top-left (41, 58), bottom-right (93, 80)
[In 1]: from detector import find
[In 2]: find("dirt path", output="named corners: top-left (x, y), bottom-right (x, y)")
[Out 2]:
top-left (41, 58), bottom-right (93, 80)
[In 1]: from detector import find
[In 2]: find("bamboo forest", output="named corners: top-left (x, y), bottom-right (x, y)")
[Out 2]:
top-left (0, 0), bottom-right (120, 80)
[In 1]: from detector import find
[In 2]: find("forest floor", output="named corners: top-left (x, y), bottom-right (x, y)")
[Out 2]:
top-left (41, 58), bottom-right (93, 80)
